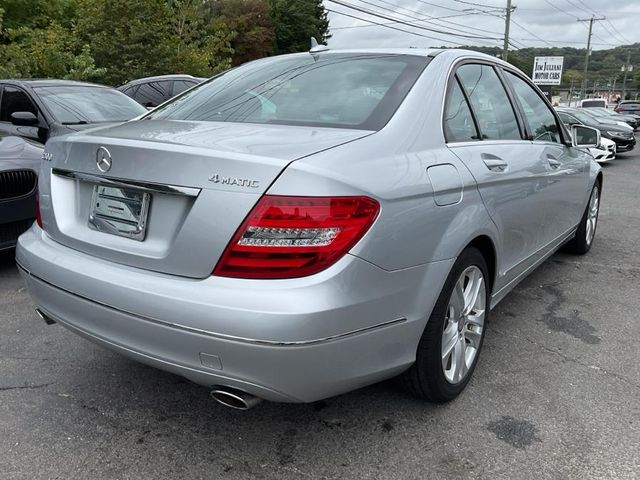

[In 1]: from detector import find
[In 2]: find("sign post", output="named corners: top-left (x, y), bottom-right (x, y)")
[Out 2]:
top-left (532, 56), bottom-right (564, 103)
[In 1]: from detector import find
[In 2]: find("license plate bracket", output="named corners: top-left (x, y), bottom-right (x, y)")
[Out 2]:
top-left (89, 185), bottom-right (151, 241)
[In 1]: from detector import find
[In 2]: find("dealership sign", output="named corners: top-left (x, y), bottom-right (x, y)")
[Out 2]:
top-left (532, 56), bottom-right (564, 85)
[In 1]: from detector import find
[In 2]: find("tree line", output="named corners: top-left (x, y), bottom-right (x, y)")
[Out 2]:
top-left (0, 0), bottom-right (330, 86)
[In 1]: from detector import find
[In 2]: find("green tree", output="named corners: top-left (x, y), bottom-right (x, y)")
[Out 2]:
top-left (77, 0), bottom-right (235, 85)
top-left (268, 0), bottom-right (330, 54)
top-left (206, 0), bottom-right (274, 66)
top-left (0, 0), bottom-right (103, 80)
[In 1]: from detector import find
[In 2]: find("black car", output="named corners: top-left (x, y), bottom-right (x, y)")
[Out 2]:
top-left (0, 134), bottom-right (42, 250)
top-left (580, 106), bottom-right (638, 130)
top-left (557, 108), bottom-right (636, 152)
top-left (117, 74), bottom-right (206, 108)
top-left (0, 80), bottom-right (147, 144)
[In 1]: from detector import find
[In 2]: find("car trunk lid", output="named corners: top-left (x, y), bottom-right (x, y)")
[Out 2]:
top-left (41, 119), bottom-right (372, 278)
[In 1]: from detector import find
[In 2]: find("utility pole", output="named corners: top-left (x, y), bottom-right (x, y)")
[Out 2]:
top-left (577, 16), bottom-right (606, 100)
top-left (503, 0), bottom-right (516, 62)
top-left (621, 50), bottom-right (632, 101)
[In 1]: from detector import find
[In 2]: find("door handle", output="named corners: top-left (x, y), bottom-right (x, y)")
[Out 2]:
top-left (547, 156), bottom-right (561, 169)
top-left (481, 154), bottom-right (508, 172)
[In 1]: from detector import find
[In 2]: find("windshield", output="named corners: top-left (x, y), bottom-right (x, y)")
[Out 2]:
top-left (588, 107), bottom-right (613, 115)
top-left (148, 53), bottom-right (430, 130)
top-left (35, 86), bottom-right (147, 124)
top-left (565, 110), bottom-right (595, 124)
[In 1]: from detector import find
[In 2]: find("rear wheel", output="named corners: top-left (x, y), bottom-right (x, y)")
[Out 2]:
top-left (564, 182), bottom-right (600, 255)
top-left (401, 247), bottom-right (489, 402)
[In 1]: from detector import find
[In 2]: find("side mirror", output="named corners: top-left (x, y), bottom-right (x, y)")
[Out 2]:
top-left (11, 111), bottom-right (38, 126)
top-left (572, 125), bottom-right (600, 148)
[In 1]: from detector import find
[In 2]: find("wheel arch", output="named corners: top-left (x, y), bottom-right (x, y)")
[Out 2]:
top-left (465, 235), bottom-right (497, 294)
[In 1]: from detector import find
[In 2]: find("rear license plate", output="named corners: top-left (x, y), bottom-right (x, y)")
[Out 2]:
top-left (89, 185), bottom-right (151, 241)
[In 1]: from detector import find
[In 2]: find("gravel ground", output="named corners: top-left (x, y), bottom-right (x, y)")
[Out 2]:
top-left (1, 149), bottom-right (639, 480)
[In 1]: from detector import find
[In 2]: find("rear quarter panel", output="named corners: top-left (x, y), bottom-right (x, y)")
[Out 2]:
top-left (269, 51), bottom-right (501, 272)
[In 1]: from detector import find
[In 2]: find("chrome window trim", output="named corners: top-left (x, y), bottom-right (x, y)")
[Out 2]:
top-left (52, 168), bottom-right (200, 197)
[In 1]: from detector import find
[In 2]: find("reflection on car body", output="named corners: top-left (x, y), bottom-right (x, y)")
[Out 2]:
top-left (17, 48), bottom-right (602, 408)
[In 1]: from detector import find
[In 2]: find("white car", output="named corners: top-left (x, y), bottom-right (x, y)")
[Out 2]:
top-left (588, 137), bottom-right (616, 163)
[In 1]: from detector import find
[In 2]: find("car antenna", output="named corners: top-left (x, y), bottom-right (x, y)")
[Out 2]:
top-left (310, 36), bottom-right (329, 54)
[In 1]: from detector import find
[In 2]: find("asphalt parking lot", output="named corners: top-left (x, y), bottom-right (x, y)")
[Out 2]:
top-left (1, 150), bottom-right (639, 480)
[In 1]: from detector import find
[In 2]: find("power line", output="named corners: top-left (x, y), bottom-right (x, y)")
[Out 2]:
top-left (509, 18), bottom-right (555, 48)
top-left (351, 0), bottom-right (504, 41)
top-left (326, 7), bottom-right (473, 45)
top-left (326, 0), bottom-right (503, 42)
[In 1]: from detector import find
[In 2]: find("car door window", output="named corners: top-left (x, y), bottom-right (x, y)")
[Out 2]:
top-left (443, 78), bottom-right (478, 142)
top-left (504, 71), bottom-right (561, 143)
top-left (456, 64), bottom-right (521, 141)
top-left (172, 80), bottom-right (196, 96)
top-left (0, 86), bottom-right (38, 122)
top-left (134, 81), bottom-right (171, 107)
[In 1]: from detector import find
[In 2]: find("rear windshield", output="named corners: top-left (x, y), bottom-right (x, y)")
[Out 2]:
top-left (148, 53), bottom-right (430, 130)
top-left (581, 100), bottom-right (606, 108)
top-left (35, 86), bottom-right (147, 124)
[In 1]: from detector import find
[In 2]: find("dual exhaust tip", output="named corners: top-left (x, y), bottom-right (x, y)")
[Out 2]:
top-left (36, 308), bottom-right (261, 410)
top-left (210, 386), bottom-right (262, 410)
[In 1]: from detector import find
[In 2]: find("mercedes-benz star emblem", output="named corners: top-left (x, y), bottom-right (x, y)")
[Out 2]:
top-left (96, 146), bottom-right (112, 173)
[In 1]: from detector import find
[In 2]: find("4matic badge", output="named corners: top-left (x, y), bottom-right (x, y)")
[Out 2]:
top-left (208, 174), bottom-right (260, 189)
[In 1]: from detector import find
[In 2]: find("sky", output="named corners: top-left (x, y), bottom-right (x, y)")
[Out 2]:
top-left (324, 0), bottom-right (640, 51)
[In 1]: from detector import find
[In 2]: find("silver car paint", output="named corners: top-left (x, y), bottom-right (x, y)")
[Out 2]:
top-left (16, 49), bottom-right (600, 403)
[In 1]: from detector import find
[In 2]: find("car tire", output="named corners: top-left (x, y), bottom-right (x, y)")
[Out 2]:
top-left (401, 247), bottom-right (489, 402)
top-left (564, 181), bottom-right (601, 255)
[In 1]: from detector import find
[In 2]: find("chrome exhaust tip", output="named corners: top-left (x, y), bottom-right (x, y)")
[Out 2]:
top-left (210, 386), bottom-right (262, 410)
top-left (35, 308), bottom-right (56, 325)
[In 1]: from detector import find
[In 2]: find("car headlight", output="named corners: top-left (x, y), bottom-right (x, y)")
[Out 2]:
top-left (607, 131), bottom-right (626, 138)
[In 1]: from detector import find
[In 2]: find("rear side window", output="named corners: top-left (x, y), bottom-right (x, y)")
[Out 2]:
top-left (149, 54), bottom-right (430, 130)
top-left (456, 64), bottom-right (521, 140)
top-left (121, 84), bottom-right (139, 97)
top-left (134, 81), bottom-right (172, 107)
top-left (172, 80), bottom-right (196, 96)
top-left (444, 79), bottom-right (478, 142)
top-left (504, 71), bottom-right (561, 143)
top-left (0, 86), bottom-right (38, 122)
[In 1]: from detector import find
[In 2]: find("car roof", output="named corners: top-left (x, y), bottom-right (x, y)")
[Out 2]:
top-left (0, 79), bottom-right (111, 88)
top-left (119, 74), bottom-right (204, 87)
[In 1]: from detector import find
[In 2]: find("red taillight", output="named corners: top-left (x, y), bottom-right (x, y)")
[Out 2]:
top-left (35, 187), bottom-right (43, 228)
top-left (213, 195), bottom-right (380, 279)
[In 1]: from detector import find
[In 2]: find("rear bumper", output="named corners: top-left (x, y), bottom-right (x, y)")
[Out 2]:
top-left (17, 226), bottom-right (453, 402)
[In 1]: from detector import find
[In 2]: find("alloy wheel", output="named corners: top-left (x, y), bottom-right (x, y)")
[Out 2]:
top-left (441, 266), bottom-right (486, 385)
top-left (585, 185), bottom-right (600, 246)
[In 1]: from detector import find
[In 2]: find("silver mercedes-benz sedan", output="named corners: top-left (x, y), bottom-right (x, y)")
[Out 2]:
top-left (17, 48), bottom-right (602, 409)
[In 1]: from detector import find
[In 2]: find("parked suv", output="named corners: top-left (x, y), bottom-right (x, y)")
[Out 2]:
top-left (18, 49), bottom-right (602, 408)
top-left (118, 75), bottom-right (206, 108)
